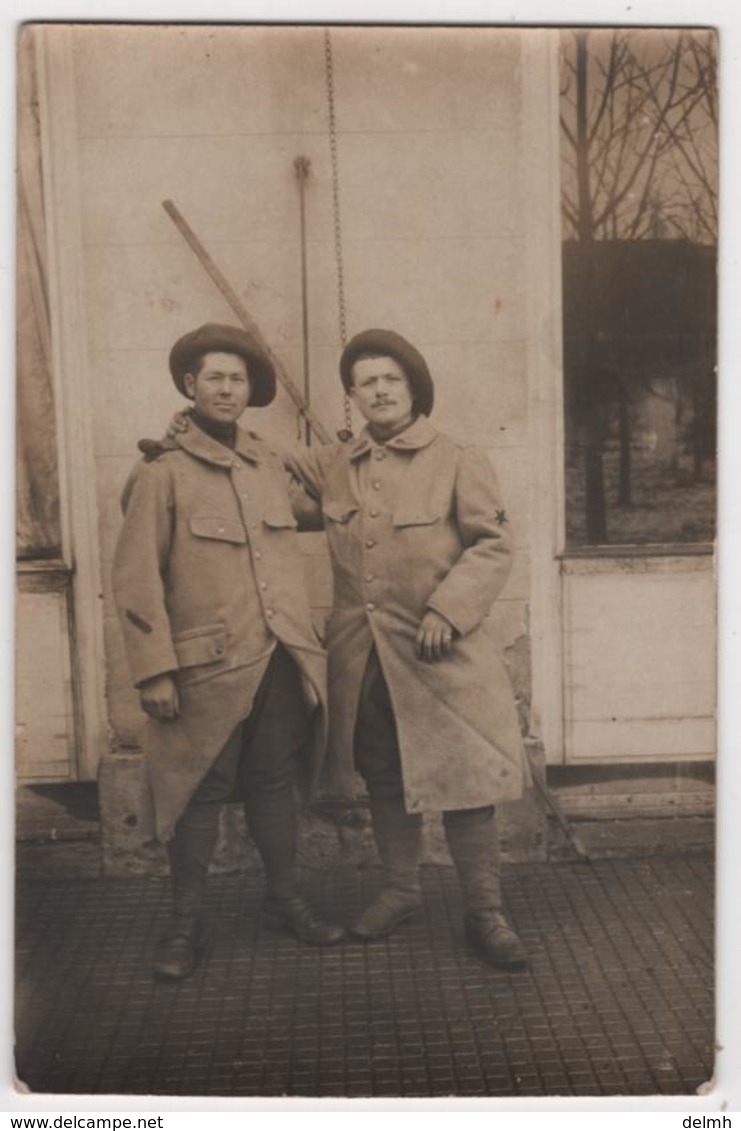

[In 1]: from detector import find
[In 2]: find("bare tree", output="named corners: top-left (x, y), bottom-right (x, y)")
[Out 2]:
top-left (561, 29), bottom-right (717, 245)
top-left (560, 29), bottom-right (717, 544)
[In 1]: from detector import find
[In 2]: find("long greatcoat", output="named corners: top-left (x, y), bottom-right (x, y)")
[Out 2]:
top-left (286, 415), bottom-right (526, 814)
top-left (112, 423), bottom-right (327, 841)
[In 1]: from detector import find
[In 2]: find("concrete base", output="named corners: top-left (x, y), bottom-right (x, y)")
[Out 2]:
top-left (547, 815), bottom-right (715, 859)
top-left (24, 744), bottom-right (712, 879)
top-left (97, 741), bottom-right (549, 877)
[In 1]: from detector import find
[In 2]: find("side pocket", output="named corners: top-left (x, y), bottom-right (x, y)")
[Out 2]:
top-left (173, 622), bottom-right (228, 670)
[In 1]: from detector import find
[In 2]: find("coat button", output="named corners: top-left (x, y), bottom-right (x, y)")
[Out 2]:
top-left (232, 461), bottom-right (241, 469)
top-left (260, 582), bottom-right (268, 590)
top-left (365, 573), bottom-right (374, 582)
top-left (374, 450), bottom-right (386, 460)
top-left (217, 525), bottom-right (225, 534)
top-left (365, 539), bottom-right (376, 549)
top-left (255, 551), bottom-right (262, 560)
top-left (266, 609), bottom-right (275, 618)
top-left (369, 508), bottom-right (379, 518)
top-left (372, 481), bottom-right (381, 490)
top-left (366, 602), bottom-right (376, 612)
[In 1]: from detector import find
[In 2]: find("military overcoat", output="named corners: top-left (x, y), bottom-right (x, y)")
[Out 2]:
top-left (286, 415), bottom-right (526, 814)
top-left (112, 423), bottom-right (327, 841)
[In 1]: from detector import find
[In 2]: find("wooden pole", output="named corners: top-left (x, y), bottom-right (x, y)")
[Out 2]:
top-left (162, 198), bottom-right (332, 445)
top-left (294, 156), bottom-right (313, 446)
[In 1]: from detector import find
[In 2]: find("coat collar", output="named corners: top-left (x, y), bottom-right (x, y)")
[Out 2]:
top-left (347, 415), bottom-right (438, 462)
top-left (175, 421), bottom-right (262, 467)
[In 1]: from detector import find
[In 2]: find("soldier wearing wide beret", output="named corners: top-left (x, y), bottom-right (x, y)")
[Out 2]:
top-left (286, 328), bottom-right (529, 970)
top-left (113, 323), bottom-right (344, 979)
top-left (338, 328), bottom-right (435, 417)
top-left (168, 322), bottom-right (277, 405)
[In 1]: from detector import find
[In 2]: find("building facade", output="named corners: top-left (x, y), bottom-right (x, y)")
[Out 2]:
top-left (16, 25), bottom-right (715, 865)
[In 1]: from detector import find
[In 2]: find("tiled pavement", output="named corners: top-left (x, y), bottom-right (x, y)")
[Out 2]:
top-left (15, 855), bottom-right (714, 1098)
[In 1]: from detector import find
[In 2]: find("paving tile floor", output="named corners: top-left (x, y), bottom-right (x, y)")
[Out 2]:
top-left (15, 855), bottom-right (714, 1097)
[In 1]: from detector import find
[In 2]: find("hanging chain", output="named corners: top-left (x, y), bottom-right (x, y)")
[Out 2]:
top-left (324, 28), bottom-right (353, 440)
top-left (293, 155), bottom-right (312, 445)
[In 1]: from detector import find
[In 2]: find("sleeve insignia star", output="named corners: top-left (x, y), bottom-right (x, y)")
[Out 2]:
top-left (495, 509), bottom-right (509, 526)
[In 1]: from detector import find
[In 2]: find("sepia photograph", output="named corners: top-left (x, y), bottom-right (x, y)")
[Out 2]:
top-left (14, 20), bottom-right (718, 1100)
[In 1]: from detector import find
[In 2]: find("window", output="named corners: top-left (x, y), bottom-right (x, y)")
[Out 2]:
top-left (560, 29), bottom-right (717, 548)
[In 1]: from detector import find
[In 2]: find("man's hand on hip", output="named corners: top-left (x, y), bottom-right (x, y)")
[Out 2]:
top-left (140, 673), bottom-right (180, 721)
top-left (415, 610), bottom-right (456, 663)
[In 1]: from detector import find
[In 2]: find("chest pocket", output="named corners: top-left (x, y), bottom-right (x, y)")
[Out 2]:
top-left (322, 501), bottom-right (358, 525)
top-left (263, 508), bottom-right (298, 530)
top-left (190, 515), bottom-right (247, 544)
top-left (392, 506), bottom-right (442, 528)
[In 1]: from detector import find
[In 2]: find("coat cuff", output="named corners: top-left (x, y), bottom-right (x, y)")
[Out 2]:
top-left (124, 628), bottom-right (179, 689)
top-left (425, 593), bottom-right (484, 638)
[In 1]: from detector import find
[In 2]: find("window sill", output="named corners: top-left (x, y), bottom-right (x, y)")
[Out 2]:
top-left (559, 542), bottom-right (714, 561)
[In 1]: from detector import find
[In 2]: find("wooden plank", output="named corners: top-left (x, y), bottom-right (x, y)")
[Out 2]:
top-left (16, 588), bottom-right (76, 781)
top-left (557, 791), bottom-right (715, 818)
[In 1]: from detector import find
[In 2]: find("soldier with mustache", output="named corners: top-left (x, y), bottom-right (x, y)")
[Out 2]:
top-left (285, 330), bottom-right (529, 969)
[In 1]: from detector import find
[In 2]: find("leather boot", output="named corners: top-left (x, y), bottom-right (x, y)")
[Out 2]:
top-left (465, 910), bottom-right (529, 971)
top-left (263, 895), bottom-right (345, 945)
top-left (444, 807), bottom-right (529, 971)
top-left (154, 806), bottom-right (219, 980)
top-left (351, 796), bottom-right (423, 940)
top-left (244, 796), bottom-right (345, 946)
top-left (152, 915), bottom-right (204, 980)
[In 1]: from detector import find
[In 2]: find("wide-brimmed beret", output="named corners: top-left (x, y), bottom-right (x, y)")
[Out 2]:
top-left (169, 323), bottom-right (276, 407)
top-left (340, 329), bottom-right (434, 417)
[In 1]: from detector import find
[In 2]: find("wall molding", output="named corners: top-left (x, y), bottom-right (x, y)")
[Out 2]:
top-left (521, 31), bottom-right (566, 763)
top-left (36, 27), bottom-right (108, 780)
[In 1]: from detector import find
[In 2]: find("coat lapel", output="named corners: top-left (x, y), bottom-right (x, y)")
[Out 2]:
top-left (175, 422), bottom-right (261, 467)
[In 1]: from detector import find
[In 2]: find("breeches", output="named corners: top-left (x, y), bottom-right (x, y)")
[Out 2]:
top-left (353, 646), bottom-right (494, 828)
top-left (171, 645), bottom-right (310, 907)
top-left (190, 643), bottom-right (309, 806)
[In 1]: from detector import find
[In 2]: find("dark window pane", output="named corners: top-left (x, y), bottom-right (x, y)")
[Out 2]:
top-left (560, 30), bottom-right (717, 548)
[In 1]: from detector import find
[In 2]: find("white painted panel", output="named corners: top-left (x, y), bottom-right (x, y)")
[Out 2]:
top-left (16, 588), bottom-right (76, 781)
top-left (567, 718), bottom-right (715, 761)
top-left (563, 557), bottom-right (715, 762)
